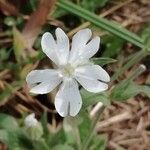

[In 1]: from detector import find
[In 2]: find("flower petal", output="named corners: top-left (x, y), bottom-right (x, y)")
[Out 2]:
top-left (26, 69), bottom-right (58, 85)
top-left (26, 69), bottom-right (62, 94)
top-left (69, 28), bottom-right (92, 63)
top-left (55, 79), bottom-right (82, 117)
top-left (55, 28), bottom-right (69, 65)
top-left (75, 64), bottom-right (110, 82)
top-left (81, 36), bottom-right (100, 59)
top-left (41, 32), bottom-right (59, 65)
top-left (29, 80), bottom-right (61, 94)
top-left (75, 75), bottom-right (108, 93)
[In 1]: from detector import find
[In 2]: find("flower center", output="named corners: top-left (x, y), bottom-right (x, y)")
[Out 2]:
top-left (60, 63), bottom-right (75, 78)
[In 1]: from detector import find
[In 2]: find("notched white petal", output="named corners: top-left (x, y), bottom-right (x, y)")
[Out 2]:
top-left (69, 28), bottom-right (92, 63)
top-left (41, 32), bottom-right (58, 65)
top-left (55, 79), bottom-right (82, 117)
top-left (75, 75), bottom-right (108, 93)
top-left (55, 28), bottom-right (69, 65)
top-left (72, 28), bottom-right (92, 45)
top-left (55, 28), bottom-right (69, 48)
top-left (75, 65), bottom-right (110, 82)
top-left (26, 69), bottom-right (59, 86)
top-left (30, 79), bottom-right (61, 94)
top-left (83, 36), bottom-right (100, 59)
top-left (26, 69), bottom-right (62, 94)
top-left (95, 65), bottom-right (110, 82)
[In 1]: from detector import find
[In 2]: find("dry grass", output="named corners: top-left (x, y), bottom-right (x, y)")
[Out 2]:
top-left (96, 97), bottom-right (150, 150)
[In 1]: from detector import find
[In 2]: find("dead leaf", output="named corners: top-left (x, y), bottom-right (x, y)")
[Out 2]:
top-left (0, 0), bottom-right (19, 16)
top-left (22, 0), bottom-right (56, 50)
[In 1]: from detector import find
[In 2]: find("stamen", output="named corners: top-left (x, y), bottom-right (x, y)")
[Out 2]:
top-left (60, 63), bottom-right (75, 77)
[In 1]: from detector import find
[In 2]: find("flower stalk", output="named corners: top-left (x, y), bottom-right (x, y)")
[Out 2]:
top-left (111, 50), bottom-right (147, 82)
top-left (81, 105), bottom-right (105, 150)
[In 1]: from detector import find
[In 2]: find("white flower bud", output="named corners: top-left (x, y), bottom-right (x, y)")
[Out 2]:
top-left (24, 113), bottom-right (38, 128)
top-left (24, 113), bottom-right (43, 140)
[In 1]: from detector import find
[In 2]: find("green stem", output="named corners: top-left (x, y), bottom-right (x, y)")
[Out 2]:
top-left (81, 105), bottom-right (105, 150)
top-left (111, 50), bottom-right (147, 82)
top-left (57, 0), bottom-right (144, 48)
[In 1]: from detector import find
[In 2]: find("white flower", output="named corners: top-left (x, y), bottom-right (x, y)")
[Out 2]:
top-left (26, 28), bottom-right (110, 117)
top-left (24, 113), bottom-right (38, 127)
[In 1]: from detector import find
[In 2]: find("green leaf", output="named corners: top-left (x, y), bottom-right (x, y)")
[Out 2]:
top-left (20, 64), bottom-right (34, 79)
top-left (46, 129), bottom-right (66, 147)
top-left (111, 80), bottom-right (150, 101)
top-left (13, 27), bottom-right (26, 63)
top-left (33, 139), bottom-right (49, 150)
top-left (0, 62), bottom-right (19, 70)
top-left (0, 129), bottom-right (33, 150)
top-left (53, 7), bottom-right (67, 18)
top-left (57, 0), bottom-right (144, 48)
top-left (52, 144), bottom-right (74, 150)
top-left (0, 129), bottom-right (20, 150)
top-left (102, 35), bottom-right (125, 57)
top-left (0, 88), bottom-right (12, 106)
top-left (91, 134), bottom-right (108, 150)
top-left (138, 85), bottom-right (150, 97)
top-left (63, 117), bottom-right (81, 146)
top-left (81, 89), bottom-right (110, 108)
top-left (0, 81), bottom-right (23, 106)
top-left (91, 57), bottom-right (117, 66)
top-left (4, 17), bottom-right (16, 26)
top-left (0, 114), bottom-right (33, 150)
top-left (40, 111), bottom-right (49, 137)
top-left (0, 113), bottom-right (18, 130)
top-left (78, 111), bottom-right (92, 142)
top-left (111, 50), bottom-right (147, 81)
top-left (29, 0), bottom-right (39, 11)
top-left (0, 129), bottom-right (9, 144)
top-left (80, 0), bottom-right (109, 12)
top-left (141, 26), bottom-right (150, 52)
top-left (0, 48), bottom-right (11, 61)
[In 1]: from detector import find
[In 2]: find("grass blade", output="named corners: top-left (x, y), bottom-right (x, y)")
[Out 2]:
top-left (57, 0), bottom-right (144, 48)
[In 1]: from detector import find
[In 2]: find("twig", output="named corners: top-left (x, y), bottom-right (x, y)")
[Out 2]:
top-left (90, 102), bottom-right (103, 118)
top-left (117, 138), bottom-right (143, 145)
top-left (81, 105), bottom-right (105, 150)
top-left (96, 111), bottom-right (132, 131)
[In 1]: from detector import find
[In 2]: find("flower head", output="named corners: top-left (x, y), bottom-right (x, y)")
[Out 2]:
top-left (26, 28), bottom-right (110, 117)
